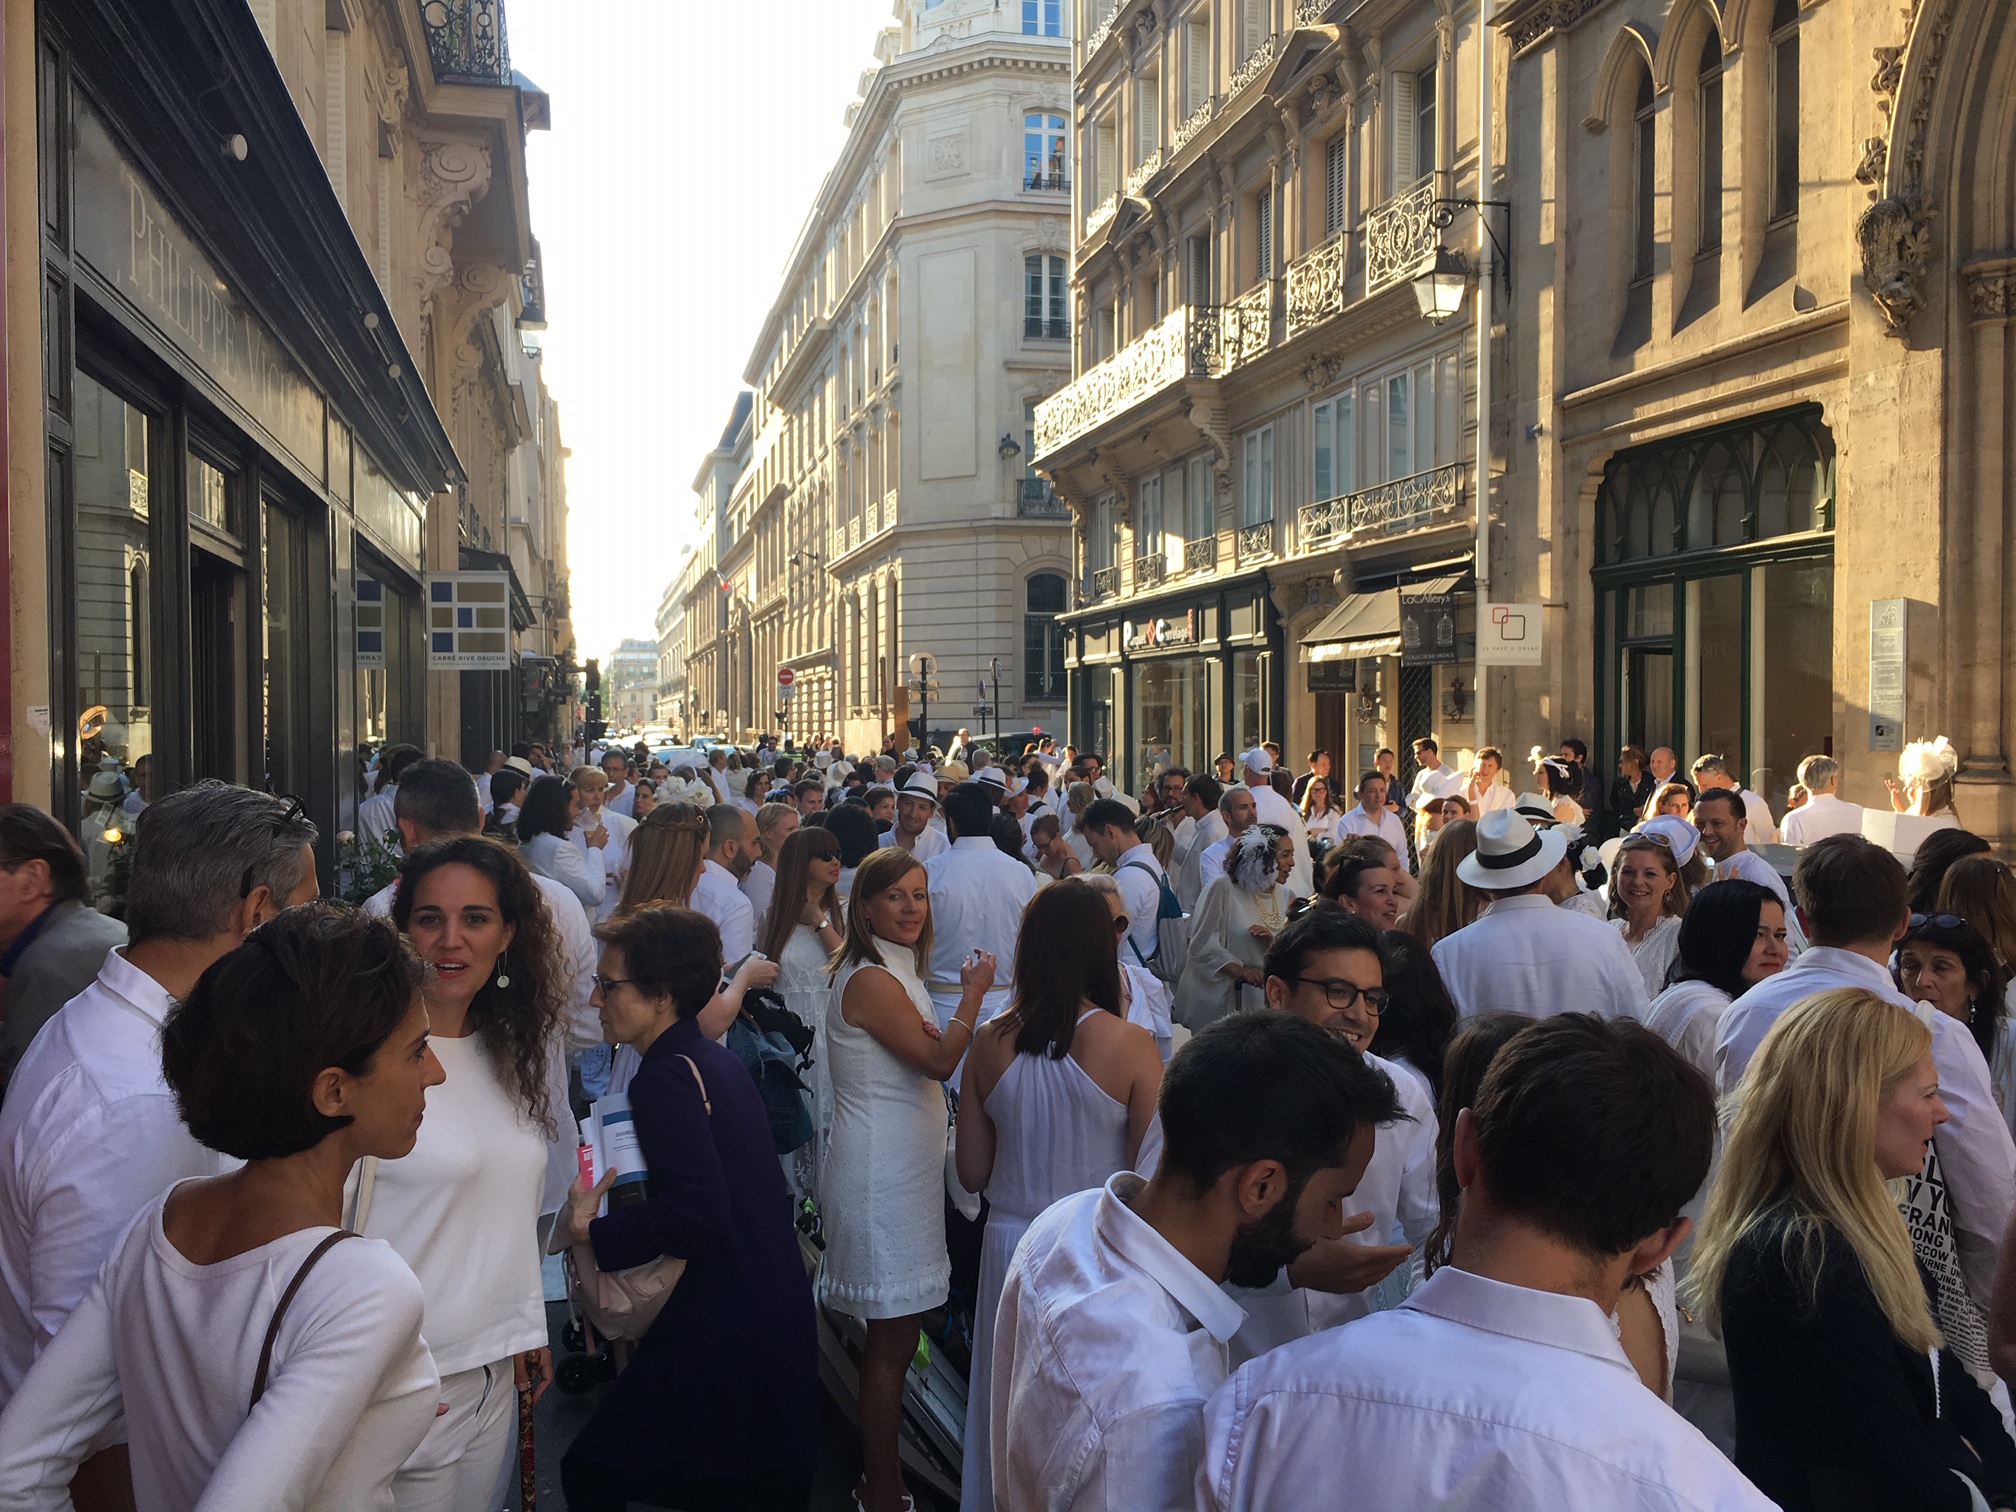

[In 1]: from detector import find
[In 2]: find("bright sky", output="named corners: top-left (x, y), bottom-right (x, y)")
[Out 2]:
top-left (509, 0), bottom-right (894, 666)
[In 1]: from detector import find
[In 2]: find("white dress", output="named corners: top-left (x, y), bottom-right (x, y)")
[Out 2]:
top-left (1614, 914), bottom-right (1682, 1000)
top-left (960, 1013), bottom-right (1142, 1512)
top-left (818, 938), bottom-right (950, 1320)
top-left (1642, 979), bottom-right (1733, 1083)
top-left (777, 921), bottom-right (834, 1204)
top-left (1174, 875), bottom-right (1288, 1029)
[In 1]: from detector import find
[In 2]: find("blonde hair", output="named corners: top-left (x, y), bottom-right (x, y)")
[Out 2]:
top-left (571, 765), bottom-right (608, 791)
top-left (1606, 835), bottom-right (1690, 922)
top-left (617, 802), bottom-right (709, 913)
top-left (832, 847), bottom-right (932, 976)
top-left (1409, 818), bottom-right (1484, 947)
top-left (1688, 988), bottom-right (1938, 1352)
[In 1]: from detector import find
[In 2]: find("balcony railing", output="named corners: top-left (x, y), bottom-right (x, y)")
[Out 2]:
top-left (1365, 174), bottom-right (1440, 294)
top-left (1228, 34), bottom-right (1279, 99)
top-left (1024, 316), bottom-right (1070, 340)
top-left (1185, 535), bottom-right (1219, 573)
top-left (1294, 0), bottom-right (1330, 22)
top-left (1085, 192), bottom-right (1120, 240)
top-left (1173, 96), bottom-right (1218, 154)
top-left (1125, 150), bottom-right (1166, 198)
top-left (1286, 230), bottom-right (1351, 338)
top-left (1085, 0), bottom-right (1121, 55)
top-left (1091, 566), bottom-right (1121, 600)
top-left (1133, 553), bottom-right (1168, 590)
top-left (1220, 280), bottom-right (1275, 370)
top-left (1236, 519), bottom-right (1276, 564)
top-left (1024, 167), bottom-right (1070, 192)
top-left (1034, 304), bottom-right (1222, 458)
top-left (421, 0), bottom-right (511, 85)
top-left (1018, 479), bottom-right (1070, 518)
top-left (1297, 462), bottom-right (1468, 550)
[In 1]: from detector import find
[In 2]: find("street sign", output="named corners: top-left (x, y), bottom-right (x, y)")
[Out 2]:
top-left (1870, 599), bottom-right (1905, 751)
top-left (777, 666), bottom-right (797, 700)
top-left (1478, 603), bottom-right (1543, 666)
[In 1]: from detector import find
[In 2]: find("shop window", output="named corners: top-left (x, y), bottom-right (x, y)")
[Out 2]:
top-left (1134, 658), bottom-right (1211, 790)
top-left (1240, 425), bottom-right (1273, 526)
top-left (1314, 391), bottom-right (1353, 501)
top-left (1597, 405), bottom-right (1832, 564)
top-left (263, 499), bottom-right (310, 796)
top-left (72, 370), bottom-right (155, 818)
top-left (1025, 573), bottom-right (1068, 701)
top-left (1233, 649), bottom-right (1269, 751)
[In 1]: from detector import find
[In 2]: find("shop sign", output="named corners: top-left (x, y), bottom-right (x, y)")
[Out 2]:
top-left (1124, 610), bottom-right (1199, 651)
top-left (1869, 598), bottom-right (1905, 751)
top-left (1399, 590), bottom-right (1458, 666)
top-left (1308, 660), bottom-right (1357, 693)
top-left (356, 578), bottom-right (386, 669)
top-left (427, 573), bottom-right (513, 669)
top-left (1478, 603), bottom-right (1544, 666)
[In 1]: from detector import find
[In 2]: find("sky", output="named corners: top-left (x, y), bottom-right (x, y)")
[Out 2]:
top-left (507, 0), bottom-right (895, 667)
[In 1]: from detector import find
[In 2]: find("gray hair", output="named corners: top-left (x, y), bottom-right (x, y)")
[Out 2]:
top-left (1689, 753), bottom-right (1731, 779)
top-left (124, 782), bottom-right (318, 946)
top-left (1079, 872), bottom-right (1120, 900)
top-left (1066, 781), bottom-right (1097, 815)
top-left (1795, 754), bottom-right (1840, 791)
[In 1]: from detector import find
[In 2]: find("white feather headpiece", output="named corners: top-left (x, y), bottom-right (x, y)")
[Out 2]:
top-left (1230, 827), bottom-right (1282, 894)
top-left (1899, 736), bottom-right (1959, 787)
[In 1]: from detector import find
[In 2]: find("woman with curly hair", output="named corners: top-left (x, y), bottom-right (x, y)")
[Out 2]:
top-left (379, 836), bottom-right (570, 1508)
top-left (1173, 825), bottom-right (1293, 1028)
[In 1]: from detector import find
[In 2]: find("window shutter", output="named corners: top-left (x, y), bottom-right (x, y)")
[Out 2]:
top-left (1242, 0), bottom-right (1264, 61)
top-left (1325, 138), bottom-right (1347, 238)
top-left (1137, 74), bottom-right (1158, 156)
top-left (1255, 187), bottom-right (1272, 281)
top-left (1313, 403), bottom-right (1333, 502)
top-left (1393, 71), bottom-right (1418, 188)
top-left (1097, 117), bottom-right (1116, 195)
top-left (324, 31), bottom-right (348, 210)
top-left (1188, 21), bottom-right (1210, 112)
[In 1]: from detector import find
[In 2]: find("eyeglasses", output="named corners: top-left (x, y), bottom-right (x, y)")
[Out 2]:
top-left (1293, 977), bottom-right (1389, 1014)
top-left (809, 848), bottom-right (842, 862)
top-left (241, 794), bottom-right (307, 898)
top-left (1909, 913), bottom-right (1968, 932)
top-left (592, 975), bottom-right (638, 995)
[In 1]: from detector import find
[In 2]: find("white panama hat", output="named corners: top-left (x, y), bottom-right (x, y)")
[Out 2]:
top-left (1457, 808), bottom-right (1571, 891)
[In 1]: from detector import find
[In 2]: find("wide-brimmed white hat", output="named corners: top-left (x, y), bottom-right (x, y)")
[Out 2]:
top-left (502, 756), bottom-right (534, 778)
top-left (1457, 809), bottom-right (1570, 891)
top-left (1511, 792), bottom-right (1559, 826)
top-left (898, 771), bottom-right (940, 806)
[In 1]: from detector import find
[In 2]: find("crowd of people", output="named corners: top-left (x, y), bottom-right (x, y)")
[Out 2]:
top-left (0, 721), bottom-right (2011, 1510)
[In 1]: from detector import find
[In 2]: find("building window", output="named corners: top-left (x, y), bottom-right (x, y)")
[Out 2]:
top-left (1137, 473), bottom-right (1165, 566)
top-left (1024, 112), bottom-right (1067, 189)
top-left (1185, 7), bottom-right (1212, 116)
top-left (1633, 69), bottom-right (1656, 282)
top-left (1374, 352), bottom-right (1459, 483)
top-left (1698, 33), bottom-right (1724, 252)
top-left (1254, 185), bottom-right (1273, 284)
top-left (1770, 0), bottom-right (1800, 221)
top-left (1313, 391), bottom-right (1353, 501)
top-left (1092, 494), bottom-right (1120, 571)
top-left (1393, 63), bottom-right (1437, 189)
top-left (1186, 454), bottom-right (1215, 540)
top-left (1241, 425), bottom-right (1273, 526)
top-left (1137, 67), bottom-right (1161, 158)
top-left (1324, 136), bottom-right (1348, 240)
top-left (1096, 301), bottom-right (1118, 360)
top-left (1186, 233), bottom-right (1213, 305)
top-left (1025, 254), bottom-right (1067, 339)
top-left (1095, 111), bottom-right (1118, 199)
top-left (1239, 0), bottom-right (1266, 64)
top-left (1025, 573), bottom-right (1068, 700)
top-left (1022, 0), bottom-right (1062, 36)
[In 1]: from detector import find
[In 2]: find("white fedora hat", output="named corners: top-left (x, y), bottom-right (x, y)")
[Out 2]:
top-left (898, 771), bottom-right (940, 806)
top-left (1457, 808), bottom-right (1570, 891)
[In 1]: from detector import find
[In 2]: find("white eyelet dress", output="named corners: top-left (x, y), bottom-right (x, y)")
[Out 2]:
top-left (818, 936), bottom-right (951, 1320)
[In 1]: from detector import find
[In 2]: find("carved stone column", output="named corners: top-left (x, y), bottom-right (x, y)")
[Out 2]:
top-left (1965, 255), bottom-right (2016, 779)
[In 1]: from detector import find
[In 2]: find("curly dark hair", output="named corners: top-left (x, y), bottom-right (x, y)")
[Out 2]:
top-left (391, 835), bottom-right (564, 1134)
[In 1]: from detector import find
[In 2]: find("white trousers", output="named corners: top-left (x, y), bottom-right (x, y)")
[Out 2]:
top-left (392, 1359), bottom-right (515, 1512)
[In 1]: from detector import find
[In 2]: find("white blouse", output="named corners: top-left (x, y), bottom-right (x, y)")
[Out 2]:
top-left (0, 1192), bottom-right (436, 1511)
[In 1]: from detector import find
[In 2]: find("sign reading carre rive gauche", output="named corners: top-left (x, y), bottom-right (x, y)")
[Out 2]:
top-left (1398, 590), bottom-right (1458, 667)
top-left (427, 573), bottom-right (513, 670)
top-left (1478, 604), bottom-right (1544, 666)
top-left (1869, 599), bottom-right (1906, 752)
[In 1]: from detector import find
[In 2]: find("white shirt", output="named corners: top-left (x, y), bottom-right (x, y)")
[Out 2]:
top-left (604, 782), bottom-right (637, 819)
top-left (1194, 834), bottom-right (1238, 899)
top-left (475, 771), bottom-right (494, 815)
top-left (1737, 787), bottom-right (1780, 845)
top-left (1614, 913), bottom-right (1683, 1001)
top-left (1714, 846), bottom-right (1790, 909)
top-left (1407, 761), bottom-right (1462, 813)
top-left (0, 1197), bottom-right (437, 1511)
top-left (1177, 812), bottom-right (1229, 912)
top-left (1247, 782), bottom-right (1313, 898)
top-left (1335, 806), bottom-right (1413, 872)
top-left (0, 949), bottom-right (230, 1409)
top-left (922, 837), bottom-right (1038, 990)
top-left (992, 1173), bottom-right (1245, 1512)
top-left (1431, 894), bottom-right (1649, 1021)
top-left (894, 824), bottom-right (948, 862)
top-left (740, 859), bottom-right (777, 938)
top-left (1109, 843), bottom-right (1166, 971)
top-left (519, 831), bottom-right (602, 915)
top-left (570, 808), bottom-right (637, 922)
top-left (1227, 1052), bottom-right (1438, 1362)
top-left (355, 786), bottom-right (398, 848)
top-left (1466, 778), bottom-right (1518, 814)
top-left (1198, 1265), bottom-right (1775, 1512)
top-left (692, 859), bottom-right (756, 963)
top-left (1780, 791), bottom-right (1865, 847)
top-left (1717, 947), bottom-right (2016, 1312)
top-left (1643, 979), bottom-right (1733, 1084)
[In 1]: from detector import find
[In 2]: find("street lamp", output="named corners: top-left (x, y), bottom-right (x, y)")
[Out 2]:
top-left (1411, 246), bottom-right (1472, 325)
top-left (998, 434), bottom-right (1022, 461)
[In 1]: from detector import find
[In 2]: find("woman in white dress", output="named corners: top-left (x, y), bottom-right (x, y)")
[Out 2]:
top-left (1609, 832), bottom-right (1691, 998)
top-left (515, 775), bottom-right (601, 916)
top-left (822, 848), bottom-right (995, 1512)
top-left (756, 827), bottom-right (846, 1200)
top-left (953, 879), bottom-right (1163, 1512)
top-left (1643, 879), bottom-right (1790, 1081)
top-left (0, 906), bottom-right (444, 1509)
top-left (1174, 826), bottom-right (1294, 1029)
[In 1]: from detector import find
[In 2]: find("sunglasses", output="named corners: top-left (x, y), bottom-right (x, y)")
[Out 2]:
top-left (241, 794), bottom-right (307, 898)
top-left (809, 847), bottom-right (842, 862)
top-left (1909, 912), bottom-right (1968, 932)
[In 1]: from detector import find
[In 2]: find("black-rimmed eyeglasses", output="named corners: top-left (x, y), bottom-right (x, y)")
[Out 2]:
top-left (1293, 977), bottom-right (1388, 1014)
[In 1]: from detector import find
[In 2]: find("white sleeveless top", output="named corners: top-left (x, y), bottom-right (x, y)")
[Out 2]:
top-left (982, 1011), bottom-right (1134, 1225)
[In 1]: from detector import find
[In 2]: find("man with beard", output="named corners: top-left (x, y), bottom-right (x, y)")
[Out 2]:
top-left (991, 1011), bottom-right (1401, 1512)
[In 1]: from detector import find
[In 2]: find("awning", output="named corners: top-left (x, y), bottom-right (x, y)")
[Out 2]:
top-left (1299, 575), bottom-right (1465, 662)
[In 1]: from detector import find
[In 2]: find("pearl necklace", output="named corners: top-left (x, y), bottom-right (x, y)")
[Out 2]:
top-left (1254, 887), bottom-right (1286, 932)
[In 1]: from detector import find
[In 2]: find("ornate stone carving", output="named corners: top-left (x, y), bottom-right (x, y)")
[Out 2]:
top-left (1962, 257), bottom-right (2016, 323)
top-left (1301, 352), bottom-right (1348, 391)
top-left (412, 134), bottom-right (493, 309)
top-left (1854, 138), bottom-right (1888, 187)
top-left (1505, 0), bottom-right (1608, 54)
top-left (1870, 46), bottom-right (1904, 108)
top-left (1892, 0), bottom-right (1958, 195)
top-left (1036, 215), bottom-right (1067, 252)
top-left (926, 131), bottom-right (968, 179)
top-left (1856, 192), bottom-right (1936, 337)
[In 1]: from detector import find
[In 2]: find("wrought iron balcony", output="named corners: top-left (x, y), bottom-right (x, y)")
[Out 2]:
top-left (1297, 462), bottom-right (1468, 551)
top-left (1286, 231), bottom-right (1351, 338)
top-left (1091, 566), bottom-right (1122, 600)
top-left (1294, 0), bottom-right (1331, 22)
top-left (1133, 553), bottom-right (1169, 590)
top-left (1085, 0), bottom-right (1121, 55)
top-left (1185, 535), bottom-right (1219, 573)
top-left (1085, 193), bottom-right (1120, 240)
top-left (1018, 479), bottom-right (1070, 518)
top-left (421, 0), bottom-right (511, 86)
top-left (1220, 280), bottom-right (1275, 370)
top-left (1024, 316), bottom-right (1070, 340)
top-left (1228, 34), bottom-right (1279, 99)
top-left (1024, 167), bottom-right (1071, 192)
top-left (1125, 150), bottom-right (1166, 198)
top-left (1236, 519), bottom-right (1276, 565)
top-left (1173, 96), bottom-right (1218, 154)
top-left (1365, 174), bottom-right (1440, 294)
top-left (1033, 304), bottom-right (1223, 458)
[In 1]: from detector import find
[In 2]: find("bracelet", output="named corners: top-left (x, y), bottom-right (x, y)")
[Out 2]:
top-left (945, 1017), bottom-right (974, 1040)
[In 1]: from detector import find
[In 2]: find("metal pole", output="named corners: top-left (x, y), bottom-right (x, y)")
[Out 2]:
top-left (991, 657), bottom-right (1002, 753)
top-left (1473, 1), bottom-right (1494, 752)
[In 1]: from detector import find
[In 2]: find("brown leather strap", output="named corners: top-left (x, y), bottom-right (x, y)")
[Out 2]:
top-left (250, 1230), bottom-right (356, 1410)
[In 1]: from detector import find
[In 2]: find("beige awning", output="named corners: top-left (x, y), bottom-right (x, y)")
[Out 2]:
top-left (1299, 575), bottom-right (1465, 662)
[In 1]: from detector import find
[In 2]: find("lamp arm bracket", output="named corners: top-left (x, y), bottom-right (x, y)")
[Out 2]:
top-left (1427, 197), bottom-right (1511, 291)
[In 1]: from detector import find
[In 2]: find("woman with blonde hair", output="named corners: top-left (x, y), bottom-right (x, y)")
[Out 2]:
top-left (616, 802), bottom-right (711, 913)
top-left (1692, 989), bottom-right (2016, 1510)
top-left (1609, 830), bottom-right (1692, 998)
top-left (1406, 818), bottom-right (1483, 948)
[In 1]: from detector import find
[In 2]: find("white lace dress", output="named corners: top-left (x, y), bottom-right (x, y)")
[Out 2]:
top-left (818, 937), bottom-right (950, 1320)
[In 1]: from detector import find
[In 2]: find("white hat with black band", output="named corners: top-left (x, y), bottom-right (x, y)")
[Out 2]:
top-left (1456, 809), bottom-right (1571, 891)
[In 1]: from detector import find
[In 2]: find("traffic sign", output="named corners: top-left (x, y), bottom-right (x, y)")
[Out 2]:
top-left (777, 666), bottom-right (795, 687)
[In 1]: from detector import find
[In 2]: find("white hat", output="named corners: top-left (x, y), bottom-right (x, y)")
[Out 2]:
top-left (1241, 747), bottom-right (1274, 775)
top-left (1635, 815), bottom-right (1701, 868)
top-left (1457, 809), bottom-right (1570, 891)
top-left (812, 751), bottom-right (832, 770)
top-left (1511, 792), bottom-right (1559, 826)
top-left (898, 771), bottom-right (940, 806)
top-left (502, 756), bottom-right (534, 778)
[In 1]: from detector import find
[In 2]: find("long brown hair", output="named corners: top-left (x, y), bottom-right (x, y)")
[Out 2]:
top-left (1423, 1010), bottom-right (1531, 1276)
top-left (1409, 819), bottom-right (1484, 947)
top-left (390, 836), bottom-right (563, 1135)
top-left (1004, 879), bottom-right (1122, 1060)
top-left (619, 802), bottom-right (710, 913)
top-left (1606, 835), bottom-right (1690, 922)
top-left (758, 827), bottom-right (843, 963)
top-left (833, 847), bottom-right (930, 975)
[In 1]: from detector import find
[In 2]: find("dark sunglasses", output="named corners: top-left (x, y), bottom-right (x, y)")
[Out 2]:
top-left (1909, 912), bottom-right (1968, 932)
top-left (241, 794), bottom-right (307, 897)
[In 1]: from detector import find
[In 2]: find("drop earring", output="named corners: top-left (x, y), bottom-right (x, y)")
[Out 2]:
top-left (495, 954), bottom-right (511, 990)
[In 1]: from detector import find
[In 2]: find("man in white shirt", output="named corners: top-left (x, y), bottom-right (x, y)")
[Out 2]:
top-left (356, 742), bottom-right (419, 848)
top-left (1780, 753), bottom-right (1864, 847)
top-left (740, 801), bottom-right (799, 937)
top-left (1717, 835), bottom-right (2016, 1316)
top-left (1335, 771), bottom-right (1412, 873)
top-left (891, 771), bottom-right (948, 861)
top-left (0, 783), bottom-right (321, 1425)
top-left (1462, 745), bottom-right (1517, 815)
top-left (1173, 776), bottom-right (1228, 910)
top-left (1238, 749), bottom-right (1313, 898)
top-left (1191, 786), bottom-right (1258, 902)
top-left (1690, 753), bottom-right (1779, 845)
top-left (474, 749), bottom-right (504, 815)
top-left (921, 784), bottom-right (1036, 1033)
top-left (1199, 1014), bottom-right (1767, 1512)
top-left (1431, 810), bottom-right (1648, 1020)
top-left (600, 749), bottom-right (637, 819)
top-left (1692, 786), bottom-right (1791, 909)
top-left (694, 805), bottom-right (758, 962)
top-left (1080, 798), bottom-right (1168, 976)
top-left (705, 749), bottom-right (734, 805)
top-left (993, 1011), bottom-right (1403, 1512)
top-left (1406, 736), bottom-right (1462, 817)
